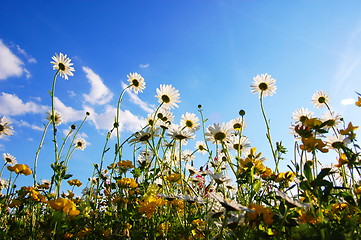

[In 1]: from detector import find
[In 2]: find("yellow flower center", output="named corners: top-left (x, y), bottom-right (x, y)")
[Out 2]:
top-left (259, 82), bottom-right (268, 91)
top-left (214, 132), bottom-right (226, 141)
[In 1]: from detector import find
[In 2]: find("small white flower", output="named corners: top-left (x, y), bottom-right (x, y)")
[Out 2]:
top-left (155, 84), bottom-right (181, 109)
top-left (50, 53), bottom-right (75, 80)
top-left (127, 72), bottom-right (146, 93)
top-left (75, 138), bottom-right (87, 150)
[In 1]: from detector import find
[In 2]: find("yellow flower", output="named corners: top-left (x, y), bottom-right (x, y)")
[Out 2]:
top-left (300, 136), bottom-right (328, 153)
top-left (247, 203), bottom-right (274, 225)
top-left (67, 179), bottom-right (82, 187)
top-left (139, 195), bottom-right (164, 218)
top-left (48, 198), bottom-right (80, 216)
top-left (7, 164), bottom-right (32, 175)
top-left (167, 173), bottom-right (182, 183)
top-left (340, 122), bottom-right (358, 140)
top-left (117, 178), bottom-right (138, 188)
top-left (331, 203), bottom-right (348, 214)
top-left (9, 199), bottom-right (22, 208)
top-left (334, 153), bottom-right (348, 168)
top-left (117, 160), bottom-right (134, 170)
top-left (355, 186), bottom-right (361, 195)
top-left (356, 96), bottom-right (361, 107)
top-left (298, 209), bottom-right (319, 224)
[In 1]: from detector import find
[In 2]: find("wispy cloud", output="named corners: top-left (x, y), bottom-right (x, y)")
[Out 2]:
top-left (10, 42), bottom-right (37, 63)
top-left (16, 119), bottom-right (43, 131)
top-left (82, 67), bottom-right (113, 105)
top-left (0, 92), bottom-right (48, 116)
top-left (0, 40), bottom-right (25, 80)
top-left (139, 63), bottom-right (150, 68)
top-left (121, 82), bottom-right (155, 113)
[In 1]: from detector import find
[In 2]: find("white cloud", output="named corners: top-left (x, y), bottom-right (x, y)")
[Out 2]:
top-left (68, 90), bottom-right (76, 98)
top-left (139, 63), bottom-right (150, 68)
top-left (0, 40), bottom-right (25, 80)
top-left (341, 98), bottom-right (355, 105)
top-left (54, 97), bottom-right (86, 123)
top-left (121, 82), bottom-right (155, 113)
top-left (82, 67), bottom-right (113, 105)
top-left (0, 92), bottom-right (48, 116)
top-left (85, 104), bottom-right (145, 134)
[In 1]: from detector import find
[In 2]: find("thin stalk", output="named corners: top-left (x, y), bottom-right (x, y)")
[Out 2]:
top-left (33, 121), bottom-right (51, 187)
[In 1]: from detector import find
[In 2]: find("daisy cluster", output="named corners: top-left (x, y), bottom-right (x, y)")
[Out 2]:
top-left (0, 54), bottom-right (361, 239)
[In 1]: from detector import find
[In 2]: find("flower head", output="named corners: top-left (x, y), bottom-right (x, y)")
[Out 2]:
top-left (180, 112), bottom-right (200, 132)
top-left (156, 84), bottom-right (180, 109)
top-left (321, 111), bottom-right (342, 130)
top-left (2, 153), bottom-right (17, 166)
top-left (167, 124), bottom-right (194, 145)
top-left (46, 110), bottom-right (63, 126)
top-left (195, 141), bottom-right (208, 154)
top-left (206, 123), bottom-right (232, 143)
top-left (50, 53), bottom-right (75, 80)
top-left (228, 117), bottom-right (246, 132)
top-left (227, 135), bottom-right (250, 155)
top-left (292, 107), bottom-right (314, 124)
top-left (0, 116), bottom-right (14, 138)
top-left (127, 72), bottom-right (146, 93)
top-left (251, 73), bottom-right (277, 97)
top-left (311, 90), bottom-right (330, 109)
top-left (74, 138), bottom-right (87, 150)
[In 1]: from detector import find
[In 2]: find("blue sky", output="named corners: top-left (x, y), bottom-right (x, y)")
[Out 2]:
top-left (1, 1), bottom-right (361, 189)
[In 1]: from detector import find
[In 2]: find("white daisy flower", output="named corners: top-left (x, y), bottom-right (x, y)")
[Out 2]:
top-left (180, 112), bottom-right (200, 132)
top-left (206, 123), bottom-right (232, 143)
top-left (50, 53), bottom-right (75, 80)
top-left (2, 153), bottom-right (17, 166)
top-left (127, 72), bottom-right (146, 93)
top-left (167, 124), bottom-right (194, 145)
top-left (46, 110), bottom-right (63, 126)
top-left (228, 117), bottom-right (246, 131)
top-left (195, 141), bottom-right (208, 154)
top-left (156, 84), bottom-right (180, 109)
top-left (325, 134), bottom-right (349, 149)
top-left (0, 116), bottom-right (14, 138)
top-left (292, 107), bottom-right (314, 123)
top-left (227, 135), bottom-right (250, 155)
top-left (182, 149), bottom-right (195, 162)
top-left (75, 138), bottom-right (87, 150)
top-left (251, 73), bottom-right (277, 97)
top-left (321, 111), bottom-right (342, 130)
top-left (311, 90), bottom-right (330, 109)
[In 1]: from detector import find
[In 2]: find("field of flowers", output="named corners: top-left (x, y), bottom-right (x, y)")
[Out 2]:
top-left (1, 53), bottom-right (361, 239)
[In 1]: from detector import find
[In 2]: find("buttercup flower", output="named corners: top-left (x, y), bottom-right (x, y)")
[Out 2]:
top-left (292, 107), bottom-right (314, 123)
top-left (75, 138), bottom-right (87, 150)
top-left (156, 84), bottom-right (180, 109)
top-left (46, 110), bottom-right (63, 126)
top-left (180, 112), bottom-right (200, 132)
top-left (50, 53), bottom-right (75, 80)
top-left (206, 123), bottom-right (232, 143)
top-left (0, 116), bottom-right (14, 138)
top-left (2, 153), bottom-right (17, 166)
top-left (312, 90), bottom-right (330, 109)
top-left (127, 72), bottom-right (146, 93)
top-left (251, 73), bottom-right (277, 97)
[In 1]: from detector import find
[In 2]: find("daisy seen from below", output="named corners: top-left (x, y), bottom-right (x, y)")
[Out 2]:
top-left (74, 138), bottom-right (87, 151)
top-left (292, 107), bottom-right (314, 124)
top-left (156, 84), bottom-right (180, 109)
top-left (251, 73), bottom-right (277, 97)
top-left (50, 53), bottom-right (75, 80)
top-left (46, 110), bottom-right (63, 126)
top-left (195, 141), bottom-right (208, 154)
top-left (167, 124), bottom-right (195, 145)
top-left (127, 72), bottom-right (146, 93)
top-left (205, 123), bottom-right (232, 143)
top-left (2, 153), bottom-right (17, 166)
top-left (325, 134), bottom-right (348, 150)
top-left (0, 116), bottom-right (14, 138)
top-left (180, 112), bottom-right (200, 132)
top-left (227, 135), bottom-right (250, 155)
top-left (321, 111), bottom-right (342, 130)
top-left (182, 149), bottom-right (195, 162)
top-left (312, 90), bottom-right (330, 109)
top-left (228, 117), bottom-right (246, 132)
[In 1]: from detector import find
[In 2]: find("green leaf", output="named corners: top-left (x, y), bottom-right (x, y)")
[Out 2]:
top-left (303, 161), bottom-right (313, 181)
